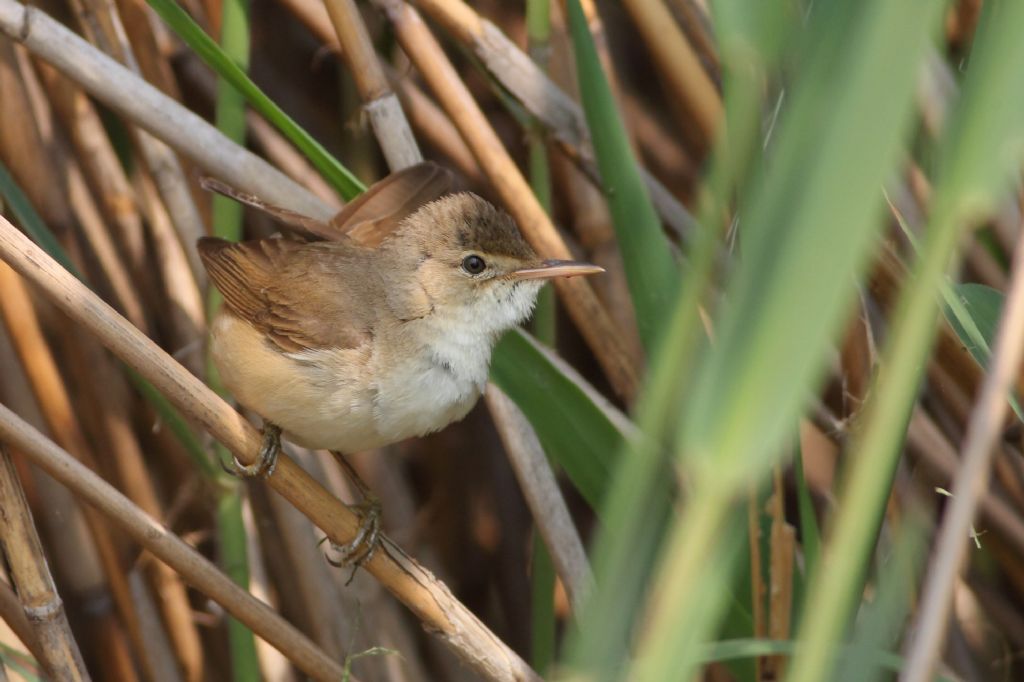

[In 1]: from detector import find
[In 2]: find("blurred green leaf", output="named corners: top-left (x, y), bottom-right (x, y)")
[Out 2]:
top-left (619, 0), bottom-right (947, 678)
top-left (565, 0), bottom-right (679, 353)
top-left (145, 0), bottom-right (364, 199)
top-left (790, 1), bottom-right (1024, 680)
top-left (943, 282), bottom-right (1003, 368)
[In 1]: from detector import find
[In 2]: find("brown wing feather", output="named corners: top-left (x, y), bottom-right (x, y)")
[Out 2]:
top-left (329, 162), bottom-right (454, 246)
top-left (198, 236), bottom-right (377, 353)
top-left (199, 162), bottom-right (453, 247)
top-left (199, 177), bottom-right (337, 242)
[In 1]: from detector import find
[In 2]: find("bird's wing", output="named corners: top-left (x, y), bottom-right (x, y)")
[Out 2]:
top-left (199, 177), bottom-right (337, 242)
top-left (199, 162), bottom-right (454, 246)
top-left (198, 236), bottom-right (377, 353)
top-left (329, 162), bottom-right (454, 246)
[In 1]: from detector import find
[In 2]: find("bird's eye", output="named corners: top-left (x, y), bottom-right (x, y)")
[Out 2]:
top-left (462, 255), bottom-right (486, 275)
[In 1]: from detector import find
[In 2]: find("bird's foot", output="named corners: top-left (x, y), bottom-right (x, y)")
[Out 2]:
top-left (222, 422), bottom-right (281, 478)
top-left (325, 450), bottom-right (382, 583)
top-left (325, 495), bottom-right (382, 584)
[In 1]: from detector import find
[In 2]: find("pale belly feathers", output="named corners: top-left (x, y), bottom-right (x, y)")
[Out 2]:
top-left (210, 311), bottom-right (492, 453)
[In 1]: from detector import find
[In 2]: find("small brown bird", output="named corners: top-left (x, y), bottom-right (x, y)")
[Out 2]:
top-left (198, 163), bottom-right (602, 561)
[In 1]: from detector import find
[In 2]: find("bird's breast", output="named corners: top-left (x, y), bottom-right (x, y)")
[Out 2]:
top-left (371, 321), bottom-right (494, 442)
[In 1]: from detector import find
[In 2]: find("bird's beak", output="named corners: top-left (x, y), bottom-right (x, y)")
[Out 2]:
top-left (508, 259), bottom-right (605, 281)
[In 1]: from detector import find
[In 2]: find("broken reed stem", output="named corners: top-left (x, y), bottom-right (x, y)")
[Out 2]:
top-left (322, 0), bottom-right (422, 169)
top-left (373, 0), bottom-right (640, 401)
top-left (0, 444), bottom-right (88, 681)
top-left (901, 225), bottom-right (1024, 682)
top-left (484, 385), bottom-right (592, 613)
top-left (0, 218), bottom-right (540, 682)
top-left (0, 406), bottom-right (347, 681)
top-left (0, 0), bottom-right (332, 221)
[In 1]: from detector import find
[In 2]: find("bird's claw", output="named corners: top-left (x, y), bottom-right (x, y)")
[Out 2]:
top-left (325, 496), bottom-right (382, 584)
top-left (222, 423), bottom-right (281, 478)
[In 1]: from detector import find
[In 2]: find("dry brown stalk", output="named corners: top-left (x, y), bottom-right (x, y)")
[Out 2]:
top-left (902, 218), bottom-right (1024, 682)
top-left (372, 0), bottom-right (640, 401)
top-left (273, 0), bottom-right (483, 183)
top-left (0, 444), bottom-right (88, 681)
top-left (323, 0), bottom-right (421, 169)
top-left (618, 0), bottom-right (721, 143)
top-left (0, 404), bottom-right (350, 682)
top-left (0, 219), bottom-right (541, 681)
top-left (0, 0), bottom-right (332, 220)
top-left (0, 260), bottom-right (156, 665)
top-left (404, 0), bottom-right (696, 239)
top-left (0, 579), bottom-right (46, 668)
top-left (68, 0), bottom-right (208, 289)
top-left (132, 166), bottom-right (208, 377)
top-left (60, 335), bottom-right (204, 681)
top-left (127, 569), bottom-right (185, 682)
top-left (484, 386), bottom-right (592, 613)
top-left (174, 52), bottom-right (343, 209)
top-left (665, 0), bottom-right (719, 81)
top-left (33, 61), bottom-right (147, 281)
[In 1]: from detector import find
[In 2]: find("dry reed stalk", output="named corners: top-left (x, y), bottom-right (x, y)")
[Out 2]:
top-left (69, 0), bottom-right (208, 289)
top-left (260, 486), bottom-right (346, 662)
top-left (132, 167), bottom-right (208, 377)
top-left (241, 496), bottom-right (302, 682)
top-left (10, 44), bottom-right (151, 334)
top-left (389, 67), bottom-right (484, 183)
top-left (0, 332), bottom-right (117, 648)
top-left (404, 0), bottom-right (696, 239)
top-left (0, 0), bottom-right (333, 220)
top-left (908, 409), bottom-right (1024, 557)
top-left (273, 0), bottom-right (483, 183)
top-left (0, 444), bottom-right (88, 681)
top-left (174, 53), bottom-right (344, 209)
top-left (484, 385), bottom-right (592, 614)
top-left (127, 569), bottom-right (185, 682)
top-left (664, 0), bottom-right (719, 81)
top-left (0, 218), bottom-right (541, 682)
top-left (617, 0), bottom-right (721, 143)
top-left (372, 0), bottom-right (639, 401)
top-left (0, 405), bottom-right (351, 682)
top-left (0, 261), bottom-right (159, 667)
top-left (0, 41), bottom-right (74, 229)
top-left (902, 222), bottom-right (1024, 682)
top-left (33, 61), bottom-right (147, 280)
top-left (60, 337), bottom-right (204, 681)
top-left (323, 0), bottom-right (421, 169)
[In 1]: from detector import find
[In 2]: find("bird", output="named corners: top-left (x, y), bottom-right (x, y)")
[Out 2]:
top-left (197, 162), bottom-right (603, 564)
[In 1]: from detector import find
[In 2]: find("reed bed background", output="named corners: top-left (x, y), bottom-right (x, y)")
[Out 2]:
top-left (0, 0), bottom-right (1020, 680)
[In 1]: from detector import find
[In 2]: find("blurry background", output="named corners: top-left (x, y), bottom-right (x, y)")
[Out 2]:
top-left (1, 0), bottom-right (1023, 681)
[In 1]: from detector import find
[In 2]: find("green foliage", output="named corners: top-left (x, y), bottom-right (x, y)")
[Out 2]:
top-left (790, 1), bottom-right (1024, 680)
top-left (565, 0), bottom-right (680, 353)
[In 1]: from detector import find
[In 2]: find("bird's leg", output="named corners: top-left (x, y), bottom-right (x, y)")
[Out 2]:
top-left (325, 450), bottom-right (382, 579)
top-left (222, 422), bottom-right (281, 478)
